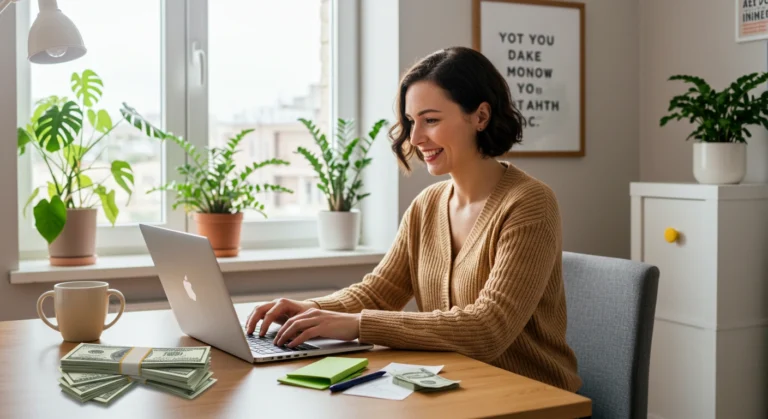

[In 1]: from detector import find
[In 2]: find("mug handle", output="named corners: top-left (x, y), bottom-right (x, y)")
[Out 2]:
top-left (36, 291), bottom-right (59, 331)
top-left (103, 289), bottom-right (126, 331)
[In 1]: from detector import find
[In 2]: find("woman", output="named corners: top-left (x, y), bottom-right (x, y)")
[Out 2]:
top-left (245, 46), bottom-right (582, 392)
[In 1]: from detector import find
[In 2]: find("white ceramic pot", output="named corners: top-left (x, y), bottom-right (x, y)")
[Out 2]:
top-left (318, 210), bottom-right (361, 250)
top-left (693, 142), bottom-right (746, 184)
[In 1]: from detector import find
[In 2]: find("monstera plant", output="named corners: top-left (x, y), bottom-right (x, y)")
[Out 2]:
top-left (18, 69), bottom-right (135, 266)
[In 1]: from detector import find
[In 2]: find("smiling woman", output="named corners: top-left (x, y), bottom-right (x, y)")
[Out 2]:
top-left (389, 46), bottom-right (525, 175)
top-left (245, 46), bottom-right (582, 393)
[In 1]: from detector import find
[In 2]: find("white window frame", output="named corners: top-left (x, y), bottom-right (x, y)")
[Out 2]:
top-left (15, 0), bottom-right (359, 259)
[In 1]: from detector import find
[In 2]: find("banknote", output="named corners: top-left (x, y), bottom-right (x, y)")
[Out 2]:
top-left (92, 381), bottom-right (136, 405)
top-left (392, 368), bottom-right (460, 392)
top-left (59, 368), bottom-right (120, 387)
top-left (58, 376), bottom-right (131, 402)
top-left (145, 377), bottom-right (217, 400)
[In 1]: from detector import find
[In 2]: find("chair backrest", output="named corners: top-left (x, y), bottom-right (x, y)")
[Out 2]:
top-left (562, 251), bottom-right (660, 419)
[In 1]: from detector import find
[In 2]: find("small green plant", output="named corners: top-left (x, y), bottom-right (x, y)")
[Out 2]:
top-left (120, 105), bottom-right (292, 215)
top-left (18, 69), bottom-right (135, 244)
top-left (660, 72), bottom-right (768, 143)
top-left (297, 118), bottom-right (387, 212)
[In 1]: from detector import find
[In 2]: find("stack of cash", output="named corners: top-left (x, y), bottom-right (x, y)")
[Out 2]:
top-left (392, 368), bottom-right (461, 392)
top-left (58, 343), bottom-right (217, 404)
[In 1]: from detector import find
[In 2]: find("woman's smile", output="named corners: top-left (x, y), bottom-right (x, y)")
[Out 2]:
top-left (422, 148), bottom-right (444, 162)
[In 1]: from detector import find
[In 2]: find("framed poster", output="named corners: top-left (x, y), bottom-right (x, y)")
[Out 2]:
top-left (473, 0), bottom-right (585, 157)
top-left (736, 0), bottom-right (768, 43)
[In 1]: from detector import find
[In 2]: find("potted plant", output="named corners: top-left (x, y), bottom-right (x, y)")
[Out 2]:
top-left (17, 69), bottom-right (135, 266)
top-left (660, 72), bottom-right (768, 184)
top-left (120, 105), bottom-right (292, 257)
top-left (297, 118), bottom-right (387, 250)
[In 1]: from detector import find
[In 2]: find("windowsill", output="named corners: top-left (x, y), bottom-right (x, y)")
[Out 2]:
top-left (10, 246), bottom-right (386, 285)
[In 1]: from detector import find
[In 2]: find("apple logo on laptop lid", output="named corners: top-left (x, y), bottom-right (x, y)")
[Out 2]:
top-left (183, 275), bottom-right (197, 301)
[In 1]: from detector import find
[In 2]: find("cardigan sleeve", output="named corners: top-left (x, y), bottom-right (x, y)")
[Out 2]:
top-left (305, 206), bottom-right (415, 313)
top-left (357, 217), bottom-right (558, 363)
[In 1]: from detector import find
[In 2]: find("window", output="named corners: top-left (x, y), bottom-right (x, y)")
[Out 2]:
top-left (207, 0), bottom-right (329, 221)
top-left (15, 0), bottom-right (357, 258)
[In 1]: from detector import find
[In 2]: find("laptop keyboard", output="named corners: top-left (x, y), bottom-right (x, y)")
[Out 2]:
top-left (243, 324), bottom-right (319, 354)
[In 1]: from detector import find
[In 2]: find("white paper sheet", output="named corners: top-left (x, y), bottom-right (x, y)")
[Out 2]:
top-left (341, 362), bottom-right (444, 401)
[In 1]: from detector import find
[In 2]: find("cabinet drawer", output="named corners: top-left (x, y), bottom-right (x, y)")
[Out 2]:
top-left (642, 197), bottom-right (717, 326)
top-left (648, 320), bottom-right (716, 419)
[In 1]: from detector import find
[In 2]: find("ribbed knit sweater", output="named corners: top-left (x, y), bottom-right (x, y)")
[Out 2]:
top-left (308, 162), bottom-right (582, 392)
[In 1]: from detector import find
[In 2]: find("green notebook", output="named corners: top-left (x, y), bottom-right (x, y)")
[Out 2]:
top-left (277, 357), bottom-right (368, 390)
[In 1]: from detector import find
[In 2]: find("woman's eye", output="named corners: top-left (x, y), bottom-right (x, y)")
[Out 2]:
top-left (426, 118), bottom-right (438, 124)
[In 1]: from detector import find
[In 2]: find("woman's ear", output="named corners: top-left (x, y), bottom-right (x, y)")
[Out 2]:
top-left (475, 102), bottom-right (491, 132)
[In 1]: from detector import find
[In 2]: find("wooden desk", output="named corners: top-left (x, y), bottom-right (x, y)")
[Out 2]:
top-left (0, 304), bottom-right (591, 419)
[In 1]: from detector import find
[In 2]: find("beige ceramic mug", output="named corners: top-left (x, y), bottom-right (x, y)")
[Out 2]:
top-left (36, 281), bottom-right (126, 342)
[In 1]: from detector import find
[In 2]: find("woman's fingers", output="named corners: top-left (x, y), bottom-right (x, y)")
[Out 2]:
top-left (275, 314), bottom-right (319, 346)
top-left (286, 326), bottom-right (322, 348)
top-left (245, 302), bottom-right (273, 335)
top-left (274, 316), bottom-right (307, 346)
top-left (260, 304), bottom-right (288, 337)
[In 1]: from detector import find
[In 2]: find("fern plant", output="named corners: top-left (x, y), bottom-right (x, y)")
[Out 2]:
top-left (660, 72), bottom-right (768, 143)
top-left (120, 104), bottom-right (292, 215)
top-left (17, 69), bottom-right (135, 244)
top-left (297, 118), bottom-right (387, 212)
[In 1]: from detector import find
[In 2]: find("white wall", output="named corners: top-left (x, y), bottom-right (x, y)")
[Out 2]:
top-left (640, 0), bottom-right (768, 183)
top-left (0, 4), bottom-right (24, 321)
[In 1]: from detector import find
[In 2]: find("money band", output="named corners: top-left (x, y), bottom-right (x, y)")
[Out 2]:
top-left (119, 347), bottom-right (152, 376)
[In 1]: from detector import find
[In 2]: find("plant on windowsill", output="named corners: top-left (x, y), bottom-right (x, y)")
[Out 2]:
top-left (659, 72), bottom-right (768, 184)
top-left (297, 118), bottom-right (387, 250)
top-left (120, 105), bottom-right (293, 257)
top-left (17, 69), bottom-right (136, 267)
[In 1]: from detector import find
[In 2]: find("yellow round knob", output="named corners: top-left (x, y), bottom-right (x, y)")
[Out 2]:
top-left (664, 227), bottom-right (679, 243)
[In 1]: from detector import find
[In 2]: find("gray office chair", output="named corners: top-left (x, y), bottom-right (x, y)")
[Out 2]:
top-left (562, 251), bottom-right (660, 419)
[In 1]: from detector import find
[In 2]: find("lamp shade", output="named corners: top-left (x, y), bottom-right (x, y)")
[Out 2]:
top-left (27, 0), bottom-right (86, 64)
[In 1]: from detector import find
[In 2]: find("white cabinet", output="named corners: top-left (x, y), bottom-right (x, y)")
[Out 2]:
top-left (630, 182), bottom-right (768, 419)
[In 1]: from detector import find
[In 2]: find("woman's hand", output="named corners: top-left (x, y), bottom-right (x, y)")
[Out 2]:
top-left (274, 309), bottom-right (361, 348)
top-left (245, 298), bottom-right (318, 336)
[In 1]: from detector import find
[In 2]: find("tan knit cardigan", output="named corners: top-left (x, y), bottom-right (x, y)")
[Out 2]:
top-left (309, 162), bottom-right (582, 392)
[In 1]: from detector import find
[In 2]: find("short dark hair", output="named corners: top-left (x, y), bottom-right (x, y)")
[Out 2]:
top-left (389, 46), bottom-right (524, 172)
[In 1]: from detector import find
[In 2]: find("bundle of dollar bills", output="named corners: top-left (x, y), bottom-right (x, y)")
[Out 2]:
top-left (392, 368), bottom-right (461, 392)
top-left (58, 343), bottom-right (217, 404)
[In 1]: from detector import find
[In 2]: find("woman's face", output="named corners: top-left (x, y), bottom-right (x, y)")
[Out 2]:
top-left (405, 81), bottom-right (488, 176)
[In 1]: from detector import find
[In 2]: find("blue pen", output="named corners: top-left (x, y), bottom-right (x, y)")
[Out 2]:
top-left (329, 370), bottom-right (387, 393)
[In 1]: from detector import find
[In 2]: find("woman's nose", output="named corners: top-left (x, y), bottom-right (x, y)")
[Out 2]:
top-left (409, 124), bottom-right (425, 147)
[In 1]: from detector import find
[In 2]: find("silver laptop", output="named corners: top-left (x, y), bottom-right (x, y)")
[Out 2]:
top-left (139, 224), bottom-right (373, 363)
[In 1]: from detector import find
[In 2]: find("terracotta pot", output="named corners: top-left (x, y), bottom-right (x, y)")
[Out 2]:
top-left (48, 208), bottom-right (98, 266)
top-left (193, 212), bottom-right (244, 257)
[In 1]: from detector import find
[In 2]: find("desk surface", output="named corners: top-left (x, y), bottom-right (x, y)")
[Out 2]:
top-left (0, 304), bottom-right (590, 419)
